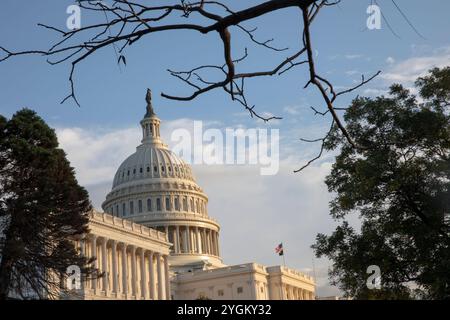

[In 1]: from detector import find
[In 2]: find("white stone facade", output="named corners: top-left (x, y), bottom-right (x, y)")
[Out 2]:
top-left (67, 210), bottom-right (172, 300)
top-left (174, 263), bottom-right (315, 300)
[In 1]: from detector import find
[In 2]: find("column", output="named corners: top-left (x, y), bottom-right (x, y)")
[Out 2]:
top-left (206, 230), bottom-right (211, 255)
top-left (156, 253), bottom-right (164, 299)
top-left (164, 255), bottom-right (171, 300)
top-left (182, 226), bottom-right (188, 253)
top-left (101, 238), bottom-right (108, 293)
top-left (121, 244), bottom-right (128, 296)
top-left (215, 232), bottom-right (220, 256)
top-left (148, 251), bottom-right (155, 299)
top-left (211, 231), bottom-right (216, 256)
top-left (111, 240), bottom-right (118, 295)
top-left (91, 236), bottom-right (97, 292)
top-left (140, 249), bottom-right (147, 299)
top-left (175, 226), bottom-right (180, 253)
top-left (202, 228), bottom-right (207, 254)
top-left (130, 246), bottom-right (137, 297)
top-left (171, 228), bottom-right (177, 253)
top-left (185, 226), bottom-right (191, 253)
top-left (195, 227), bottom-right (201, 253)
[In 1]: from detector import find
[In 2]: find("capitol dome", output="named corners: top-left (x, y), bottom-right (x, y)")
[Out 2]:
top-left (102, 89), bottom-right (223, 271)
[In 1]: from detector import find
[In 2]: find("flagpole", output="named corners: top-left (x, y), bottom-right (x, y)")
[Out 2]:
top-left (282, 242), bottom-right (286, 267)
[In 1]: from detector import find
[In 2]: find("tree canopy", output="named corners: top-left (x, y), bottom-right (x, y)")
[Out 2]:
top-left (313, 67), bottom-right (450, 299)
top-left (0, 109), bottom-right (94, 299)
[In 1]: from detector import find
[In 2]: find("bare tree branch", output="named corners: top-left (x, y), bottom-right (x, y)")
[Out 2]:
top-left (0, 0), bottom-right (381, 171)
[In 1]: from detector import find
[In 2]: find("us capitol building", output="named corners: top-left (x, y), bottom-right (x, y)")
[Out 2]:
top-left (67, 90), bottom-right (315, 300)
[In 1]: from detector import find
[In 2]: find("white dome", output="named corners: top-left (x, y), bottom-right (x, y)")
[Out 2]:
top-left (112, 143), bottom-right (195, 189)
top-left (102, 89), bottom-right (223, 271)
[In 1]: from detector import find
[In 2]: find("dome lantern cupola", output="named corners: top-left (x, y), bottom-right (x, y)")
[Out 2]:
top-left (140, 88), bottom-right (162, 144)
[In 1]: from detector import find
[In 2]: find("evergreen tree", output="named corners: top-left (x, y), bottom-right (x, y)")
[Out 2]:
top-left (0, 109), bottom-right (94, 299)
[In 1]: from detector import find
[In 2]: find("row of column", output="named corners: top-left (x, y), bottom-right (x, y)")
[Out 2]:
top-left (284, 285), bottom-right (314, 300)
top-left (78, 236), bottom-right (171, 300)
top-left (164, 226), bottom-right (219, 256)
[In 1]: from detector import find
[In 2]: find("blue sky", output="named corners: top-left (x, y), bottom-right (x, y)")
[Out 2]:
top-left (1, 0), bottom-right (450, 296)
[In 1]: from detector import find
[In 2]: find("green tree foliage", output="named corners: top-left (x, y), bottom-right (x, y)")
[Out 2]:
top-left (313, 67), bottom-right (450, 299)
top-left (0, 109), bottom-right (94, 299)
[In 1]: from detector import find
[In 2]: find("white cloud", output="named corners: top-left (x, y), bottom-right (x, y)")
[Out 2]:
top-left (345, 54), bottom-right (363, 60)
top-left (283, 105), bottom-right (302, 115)
top-left (358, 47), bottom-right (450, 99)
top-left (57, 126), bottom-right (140, 186)
top-left (386, 56), bottom-right (395, 64)
top-left (382, 47), bottom-right (450, 84)
top-left (345, 70), bottom-right (360, 76)
top-left (362, 88), bottom-right (388, 97)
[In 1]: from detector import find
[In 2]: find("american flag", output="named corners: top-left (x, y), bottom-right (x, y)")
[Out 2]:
top-left (275, 243), bottom-right (284, 256)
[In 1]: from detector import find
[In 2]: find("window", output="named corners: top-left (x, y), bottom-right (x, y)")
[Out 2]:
top-left (218, 289), bottom-right (224, 297)
top-left (156, 198), bottom-right (161, 211)
top-left (147, 166), bottom-right (150, 172)
top-left (138, 199), bottom-right (143, 213)
top-left (161, 166), bottom-right (165, 173)
top-left (122, 172), bottom-right (124, 178)
top-left (174, 197), bottom-right (180, 211)
top-left (147, 198), bottom-right (152, 212)
top-left (154, 165), bottom-right (157, 172)
top-left (140, 167), bottom-right (143, 173)
top-left (168, 166), bottom-right (172, 172)
top-left (183, 197), bottom-right (187, 211)
top-left (133, 168), bottom-right (136, 174)
top-left (237, 287), bottom-right (243, 294)
top-left (127, 170), bottom-right (130, 176)
top-left (191, 198), bottom-right (194, 212)
top-left (165, 197), bottom-right (171, 211)
top-left (116, 205), bottom-right (119, 216)
top-left (122, 203), bottom-right (126, 216)
top-left (130, 201), bottom-right (134, 215)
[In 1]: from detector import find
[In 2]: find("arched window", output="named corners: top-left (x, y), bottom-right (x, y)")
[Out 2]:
top-left (156, 198), bottom-right (161, 211)
top-left (147, 198), bottom-right (152, 211)
top-left (154, 165), bottom-right (158, 172)
top-left (130, 201), bottom-right (134, 214)
top-left (138, 199), bottom-right (143, 213)
top-left (122, 203), bottom-right (126, 216)
top-left (165, 197), bottom-right (171, 211)
top-left (127, 170), bottom-right (130, 176)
